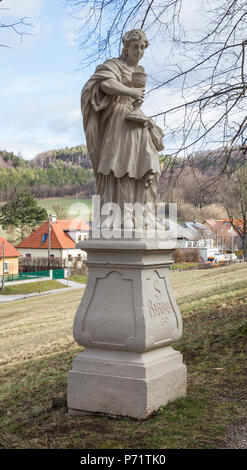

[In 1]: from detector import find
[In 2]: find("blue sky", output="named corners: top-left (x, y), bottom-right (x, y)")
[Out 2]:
top-left (0, 0), bottom-right (206, 160)
top-left (0, 0), bottom-right (90, 159)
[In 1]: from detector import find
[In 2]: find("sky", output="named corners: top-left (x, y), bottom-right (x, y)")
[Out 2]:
top-left (0, 0), bottom-right (205, 160)
top-left (0, 0), bottom-right (89, 159)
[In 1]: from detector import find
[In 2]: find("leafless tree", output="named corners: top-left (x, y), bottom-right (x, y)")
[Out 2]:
top-left (0, 2), bottom-right (32, 48)
top-left (66, 0), bottom-right (247, 177)
top-left (52, 204), bottom-right (67, 220)
top-left (219, 165), bottom-right (247, 259)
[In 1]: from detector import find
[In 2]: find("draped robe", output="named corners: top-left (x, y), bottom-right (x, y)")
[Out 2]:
top-left (81, 58), bottom-right (163, 218)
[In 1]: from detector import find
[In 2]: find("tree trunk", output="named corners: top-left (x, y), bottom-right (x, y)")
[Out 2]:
top-left (243, 234), bottom-right (247, 261)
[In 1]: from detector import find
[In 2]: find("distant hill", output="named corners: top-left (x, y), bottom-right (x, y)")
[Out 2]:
top-left (157, 146), bottom-right (247, 223)
top-left (0, 146), bottom-right (94, 199)
top-left (1, 145), bottom-right (245, 205)
top-left (32, 145), bottom-right (92, 170)
top-left (0, 150), bottom-right (28, 169)
top-left (160, 147), bottom-right (247, 177)
top-left (0, 146), bottom-right (93, 170)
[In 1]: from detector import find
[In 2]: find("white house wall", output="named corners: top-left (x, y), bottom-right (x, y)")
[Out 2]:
top-left (17, 248), bottom-right (86, 259)
top-left (18, 248), bottom-right (62, 258)
top-left (61, 248), bottom-right (86, 259)
top-left (177, 239), bottom-right (214, 249)
top-left (65, 231), bottom-right (88, 243)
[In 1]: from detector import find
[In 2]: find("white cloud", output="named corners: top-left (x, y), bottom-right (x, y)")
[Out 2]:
top-left (3, 73), bottom-right (78, 95)
top-left (4, 0), bottom-right (45, 18)
top-left (0, 0), bottom-right (219, 160)
top-left (0, 128), bottom-right (84, 160)
top-left (0, 80), bottom-right (84, 159)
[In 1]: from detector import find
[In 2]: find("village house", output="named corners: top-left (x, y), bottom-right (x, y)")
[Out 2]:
top-left (177, 221), bottom-right (216, 261)
top-left (177, 224), bottom-right (197, 248)
top-left (0, 236), bottom-right (21, 276)
top-left (180, 221), bottom-right (215, 248)
top-left (204, 219), bottom-right (242, 252)
top-left (16, 216), bottom-right (90, 266)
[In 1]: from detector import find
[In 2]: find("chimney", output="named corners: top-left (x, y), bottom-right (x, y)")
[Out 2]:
top-left (51, 214), bottom-right (56, 223)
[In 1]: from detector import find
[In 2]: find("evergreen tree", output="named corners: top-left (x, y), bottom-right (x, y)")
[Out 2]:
top-left (0, 192), bottom-right (48, 239)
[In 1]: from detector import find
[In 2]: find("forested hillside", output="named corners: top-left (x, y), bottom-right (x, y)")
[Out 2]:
top-left (0, 147), bottom-right (94, 199)
top-left (158, 147), bottom-right (247, 221)
top-left (0, 146), bottom-right (245, 222)
top-left (32, 145), bottom-right (92, 169)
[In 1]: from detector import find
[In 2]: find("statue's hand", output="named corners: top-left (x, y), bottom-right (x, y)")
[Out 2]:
top-left (130, 88), bottom-right (145, 102)
top-left (143, 118), bottom-right (155, 129)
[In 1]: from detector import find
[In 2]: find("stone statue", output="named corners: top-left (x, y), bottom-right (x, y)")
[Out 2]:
top-left (81, 29), bottom-right (164, 225)
top-left (68, 31), bottom-right (186, 418)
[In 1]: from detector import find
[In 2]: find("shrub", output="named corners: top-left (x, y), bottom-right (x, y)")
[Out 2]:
top-left (173, 248), bottom-right (200, 263)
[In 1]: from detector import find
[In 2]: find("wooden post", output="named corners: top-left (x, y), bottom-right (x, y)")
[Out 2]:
top-left (48, 216), bottom-right (51, 269)
top-left (2, 241), bottom-right (5, 293)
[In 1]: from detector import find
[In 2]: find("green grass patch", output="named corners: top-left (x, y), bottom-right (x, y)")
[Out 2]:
top-left (171, 262), bottom-right (199, 271)
top-left (68, 274), bottom-right (88, 284)
top-left (2, 280), bottom-right (67, 295)
top-left (37, 197), bottom-right (92, 220)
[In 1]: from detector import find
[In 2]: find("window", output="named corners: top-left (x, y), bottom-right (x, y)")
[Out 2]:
top-left (78, 235), bottom-right (82, 241)
top-left (26, 253), bottom-right (32, 259)
top-left (4, 262), bottom-right (9, 273)
top-left (41, 233), bottom-right (48, 243)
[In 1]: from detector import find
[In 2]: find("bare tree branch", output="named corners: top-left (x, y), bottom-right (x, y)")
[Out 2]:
top-left (0, 7), bottom-right (33, 48)
top-left (66, 0), bottom-right (247, 176)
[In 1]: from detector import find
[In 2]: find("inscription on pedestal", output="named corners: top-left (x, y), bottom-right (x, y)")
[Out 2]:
top-left (146, 276), bottom-right (175, 328)
top-left (147, 298), bottom-right (172, 327)
top-left (145, 271), bottom-right (179, 342)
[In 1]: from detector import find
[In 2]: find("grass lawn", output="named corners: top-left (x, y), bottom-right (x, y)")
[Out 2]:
top-left (68, 274), bottom-right (88, 284)
top-left (2, 280), bottom-right (67, 296)
top-left (171, 262), bottom-right (199, 270)
top-left (0, 263), bottom-right (247, 449)
top-left (37, 197), bottom-right (92, 220)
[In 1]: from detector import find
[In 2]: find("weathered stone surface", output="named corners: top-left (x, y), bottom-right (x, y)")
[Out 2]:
top-left (81, 29), bottom-right (164, 225)
top-left (68, 347), bottom-right (186, 420)
top-left (67, 237), bottom-right (187, 419)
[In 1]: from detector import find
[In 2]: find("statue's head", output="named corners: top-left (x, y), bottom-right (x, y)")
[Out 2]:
top-left (120, 29), bottom-right (149, 62)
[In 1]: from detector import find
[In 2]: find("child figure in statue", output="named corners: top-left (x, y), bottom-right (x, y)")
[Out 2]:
top-left (81, 29), bottom-right (164, 228)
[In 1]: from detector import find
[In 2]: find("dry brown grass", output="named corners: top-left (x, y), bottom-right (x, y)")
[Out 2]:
top-left (1, 263), bottom-right (247, 366)
top-left (0, 288), bottom-right (83, 366)
top-left (0, 263), bottom-right (247, 449)
top-left (170, 262), bottom-right (247, 304)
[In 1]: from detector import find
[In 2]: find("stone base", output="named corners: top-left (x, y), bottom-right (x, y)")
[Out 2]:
top-left (68, 236), bottom-right (187, 419)
top-left (68, 347), bottom-right (187, 420)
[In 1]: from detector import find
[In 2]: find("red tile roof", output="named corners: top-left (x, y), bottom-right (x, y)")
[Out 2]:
top-left (0, 237), bottom-right (21, 258)
top-left (16, 219), bottom-right (90, 250)
top-left (205, 219), bottom-right (231, 230)
top-left (204, 219), bottom-right (246, 234)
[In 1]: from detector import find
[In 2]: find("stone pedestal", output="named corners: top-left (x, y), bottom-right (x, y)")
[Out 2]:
top-left (67, 237), bottom-right (187, 419)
